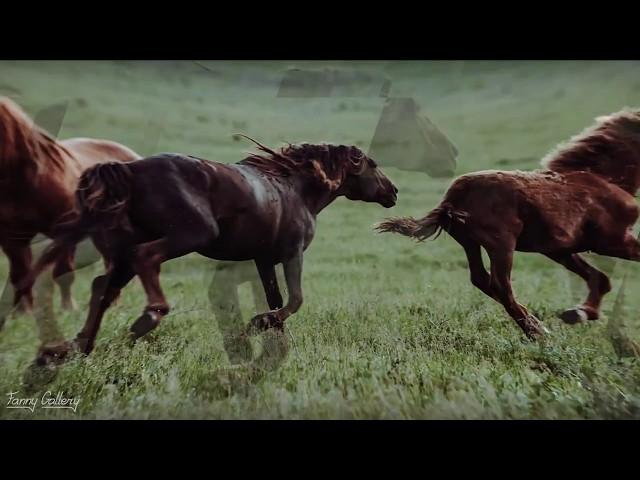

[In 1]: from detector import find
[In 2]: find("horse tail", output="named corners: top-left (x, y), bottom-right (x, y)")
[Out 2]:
top-left (25, 163), bottom-right (133, 289)
top-left (75, 162), bottom-right (133, 227)
top-left (375, 202), bottom-right (469, 242)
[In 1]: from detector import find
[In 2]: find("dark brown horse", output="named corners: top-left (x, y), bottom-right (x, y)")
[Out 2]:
top-left (377, 108), bottom-right (640, 339)
top-left (0, 97), bottom-right (139, 328)
top-left (28, 138), bottom-right (398, 363)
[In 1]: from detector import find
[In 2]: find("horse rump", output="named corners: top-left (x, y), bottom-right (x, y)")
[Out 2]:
top-left (25, 162), bottom-right (134, 288)
top-left (375, 202), bottom-right (468, 241)
top-left (76, 162), bottom-right (133, 226)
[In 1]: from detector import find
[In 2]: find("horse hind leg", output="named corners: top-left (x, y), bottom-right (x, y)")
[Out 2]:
top-left (545, 253), bottom-right (611, 324)
top-left (130, 221), bottom-right (219, 340)
top-left (450, 231), bottom-right (498, 301)
top-left (53, 238), bottom-right (104, 310)
top-left (486, 244), bottom-right (547, 339)
top-left (129, 238), bottom-right (172, 339)
top-left (36, 260), bottom-right (135, 364)
top-left (75, 260), bottom-right (134, 354)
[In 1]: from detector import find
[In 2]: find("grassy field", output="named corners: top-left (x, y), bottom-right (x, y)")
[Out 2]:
top-left (1, 60), bottom-right (640, 419)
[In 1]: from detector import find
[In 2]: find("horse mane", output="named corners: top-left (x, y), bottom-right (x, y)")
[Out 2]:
top-left (238, 135), bottom-right (368, 191)
top-left (541, 108), bottom-right (640, 194)
top-left (0, 96), bottom-right (71, 174)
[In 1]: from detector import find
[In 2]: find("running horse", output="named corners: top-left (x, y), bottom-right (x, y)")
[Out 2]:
top-left (28, 137), bottom-right (398, 363)
top-left (0, 97), bottom-right (140, 330)
top-left (378, 108), bottom-right (640, 339)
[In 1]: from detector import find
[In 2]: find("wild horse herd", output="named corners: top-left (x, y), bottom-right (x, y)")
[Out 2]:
top-left (1, 96), bottom-right (640, 368)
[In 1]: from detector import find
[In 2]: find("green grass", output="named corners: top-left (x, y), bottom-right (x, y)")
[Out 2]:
top-left (1, 60), bottom-right (640, 419)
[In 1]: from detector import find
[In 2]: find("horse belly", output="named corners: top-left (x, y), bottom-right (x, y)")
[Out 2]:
top-left (199, 217), bottom-right (280, 262)
top-left (515, 222), bottom-right (585, 252)
top-left (516, 194), bottom-right (590, 252)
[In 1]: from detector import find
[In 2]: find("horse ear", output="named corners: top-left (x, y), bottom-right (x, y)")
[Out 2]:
top-left (347, 146), bottom-right (367, 174)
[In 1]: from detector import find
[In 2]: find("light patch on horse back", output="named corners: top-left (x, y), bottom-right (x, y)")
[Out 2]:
top-left (233, 164), bottom-right (271, 206)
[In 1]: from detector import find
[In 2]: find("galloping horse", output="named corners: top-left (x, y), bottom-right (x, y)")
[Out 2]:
top-left (378, 108), bottom-right (640, 339)
top-left (0, 97), bottom-right (140, 326)
top-left (29, 138), bottom-right (398, 363)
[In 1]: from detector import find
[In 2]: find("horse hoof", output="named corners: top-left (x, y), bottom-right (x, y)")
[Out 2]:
top-left (71, 337), bottom-right (92, 355)
top-left (559, 308), bottom-right (588, 325)
top-left (61, 298), bottom-right (78, 312)
top-left (11, 305), bottom-right (33, 317)
top-left (36, 340), bottom-right (74, 366)
top-left (23, 361), bottom-right (59, 391)
top-left (522, 314), bottom-right (547, 340)
top-left (130, 311), bottom-right (161, 339)
top-left (246, 311), bottom-right (282, 336)
top-left (223, 335), bottom-right (254, 364)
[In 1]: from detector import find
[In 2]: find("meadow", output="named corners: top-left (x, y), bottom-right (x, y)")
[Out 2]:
top-left (1, 60), bottom-right (640, 419)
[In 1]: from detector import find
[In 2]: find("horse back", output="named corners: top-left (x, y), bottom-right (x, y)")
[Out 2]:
top-left (60, 138), bottom-right (141, 172)
top-left (442, 169), bottom-right (639, 251)
top-left (121, 154), bottom-right (298, 261)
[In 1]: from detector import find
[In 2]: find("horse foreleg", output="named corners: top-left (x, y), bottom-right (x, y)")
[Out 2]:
top-left (255, 259), bottom-right (284, 310)
top-left (545, 253), bottom-right (611, 324)
top-left (487, 246), bottom-right (547, 339)
top-left (1, 241), bottom-right (34, 315)
top-left (248, 251), bottom-right (302, 334)
top-left (52, 244), bottom-right (76, 311)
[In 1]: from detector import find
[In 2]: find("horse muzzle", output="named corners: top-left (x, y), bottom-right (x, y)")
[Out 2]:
top-left (379, 190), bottom-right (397, 208)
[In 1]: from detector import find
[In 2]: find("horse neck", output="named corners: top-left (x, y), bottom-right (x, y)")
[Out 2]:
top-left (0, 140), bottom-right (30, 178)
top-left (584, 163), bottom-right (640, 196)
top-left (1, 131), bottom-right (74, 186)
top-left (292, 177), bottom-right (341, 215)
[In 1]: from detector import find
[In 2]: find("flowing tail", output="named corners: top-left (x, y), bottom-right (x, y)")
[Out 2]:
top-left (23, 162), bottom-right (133, 290)
top-left (375, 202), bottom-right (468, 241)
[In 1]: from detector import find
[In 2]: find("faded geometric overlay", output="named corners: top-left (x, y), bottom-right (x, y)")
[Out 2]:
top-left (277, 67), bottom-right (458, 178)
top-left (204, 261), bottom-right (289, 395)
top-left (368, 97), bottom-right (457, 177)
top-left (277, 67), bottom-right (391, 98)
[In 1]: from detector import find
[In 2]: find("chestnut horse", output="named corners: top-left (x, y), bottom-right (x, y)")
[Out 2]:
top-left (378, 108), bottom-right (640, 339)
top-left (28, 138), bottom-right (398, 363)
top-left (0, 97), bottom-right (140, 327)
